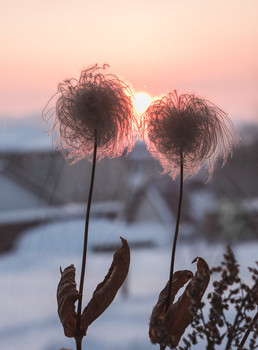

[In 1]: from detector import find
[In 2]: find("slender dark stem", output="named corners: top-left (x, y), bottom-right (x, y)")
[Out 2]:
top-left (238, 311), bottom-right (258, 349)
top-left (75, 336), bottom-right (83, 350)
top-left (199, 308), bottom-right (211, 347)
top-left (165, 152), bottom-right (184, 312)
top-left (76, 137), bottom-right (98, 343)
top-left (225, 287), bottom-right (255, 350)
top-left (161, 153), bottom-right (183, 350)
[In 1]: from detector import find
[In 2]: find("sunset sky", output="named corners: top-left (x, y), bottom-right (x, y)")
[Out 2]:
top-left (1, 0), bottom-right (258, 122)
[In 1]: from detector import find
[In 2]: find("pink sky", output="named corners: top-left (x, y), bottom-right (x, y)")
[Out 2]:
top-left (1, 0), bottom-right (258, 122)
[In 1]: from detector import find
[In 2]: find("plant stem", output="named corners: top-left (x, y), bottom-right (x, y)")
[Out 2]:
top-left (238, 311), bottom-right (258, 349)
top-left (162, 153), bottom-right (183, 350)
top-left (75, 336), bottom-right (83, 350)
top-left (225, 287), bottom-right (255, 350)
top-left (76, 137), bottom-right (98, 344)
top-left (199, 308), bottom-right (211, 347)
top-left (165, 152), bottom-right (184, 312)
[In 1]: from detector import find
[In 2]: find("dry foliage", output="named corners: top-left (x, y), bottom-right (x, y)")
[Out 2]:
top-left (57, 237), bottom-right (130, 339)
top-left (149, 257), bottom-right (210, 348)
top-left (57, 264), bottom-right (80, 337)
top-left (179, 247), bottom-right (258, 350)
top-left (81, 237), bottom-right (130, 332)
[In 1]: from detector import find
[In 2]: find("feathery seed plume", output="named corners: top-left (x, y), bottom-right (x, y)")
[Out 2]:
top-left (44, 64), bottom-right (135, 163)
top-left (143, 90), bottom-right (240, 180)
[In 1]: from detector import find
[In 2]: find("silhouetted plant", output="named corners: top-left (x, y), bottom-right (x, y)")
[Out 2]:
top-left (149, 257), bottom-right (210, 349)
top-left (143, 91), bottom-right (240, 350)
top-left (43, 68), bottom-right (247, 350)
top-left (179, 246), bottom-right (258, 350)
top-left (44, 64), bottom-right (134, 350)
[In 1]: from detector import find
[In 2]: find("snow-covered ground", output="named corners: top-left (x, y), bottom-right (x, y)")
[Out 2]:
top-left (0, 218), bottom-right (257, 350)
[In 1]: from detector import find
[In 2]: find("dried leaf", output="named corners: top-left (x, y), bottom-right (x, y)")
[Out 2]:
top-left (165, 257), bottom-right (210, 345)
top-left (149, 270), bottom-right (193, 344)
top-left (149, 257), bottom-right (210, 348)
top-left (57, 265), bottom-right (81, 338)
top-left (81, 237), bottom-right (130, 333)
top-left (56, 238), bottom-right (130, 339)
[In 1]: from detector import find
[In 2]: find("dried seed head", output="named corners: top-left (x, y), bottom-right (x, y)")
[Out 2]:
top-left (44, 64), bottom-right (135, 163)
top-left (143, 90), bottom-right (240, 180)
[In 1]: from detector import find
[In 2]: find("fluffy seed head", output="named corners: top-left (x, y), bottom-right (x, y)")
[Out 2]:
top-left (44, 64), bottom-right (135, 162)
top-left (143, 90), bottom-right (240, 180)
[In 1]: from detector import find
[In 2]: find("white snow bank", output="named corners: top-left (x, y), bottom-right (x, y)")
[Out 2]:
top-left (0, 218), bottom-right (257, 350)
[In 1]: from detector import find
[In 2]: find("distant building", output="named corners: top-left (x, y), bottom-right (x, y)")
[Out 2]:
top-left (3, 132), bottom-right (258, 252)
top-left (0, 142), bottom-right (162, 251)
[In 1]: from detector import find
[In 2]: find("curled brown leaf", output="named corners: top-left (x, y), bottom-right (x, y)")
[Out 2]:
top-left (149, 270), bottom-right (193, 344)
top-left (57, 265), bottom-right (81, 338)
top-left (57, 238), bottom-right (130, 339)
top-left (81, 237), bottom-right (130, 333)
top-left (149, 257), bottom-right (210, 348)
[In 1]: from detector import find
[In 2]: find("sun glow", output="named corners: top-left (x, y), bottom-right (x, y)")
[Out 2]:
top-left (133, 92), bottom-right (152, 114)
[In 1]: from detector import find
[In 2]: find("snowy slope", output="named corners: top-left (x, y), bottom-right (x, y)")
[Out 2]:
top-left (0, 218), bottom-right (257, 350)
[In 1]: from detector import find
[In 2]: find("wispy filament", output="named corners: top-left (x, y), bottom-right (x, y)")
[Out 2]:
top-left (44, 64), bottom-right (136, 163)
top-left (143, 90), bottom-right (240, 180)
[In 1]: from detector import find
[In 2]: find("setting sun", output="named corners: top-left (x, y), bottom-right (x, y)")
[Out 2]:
top-left (133, 92), bottom-right (152, 114)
